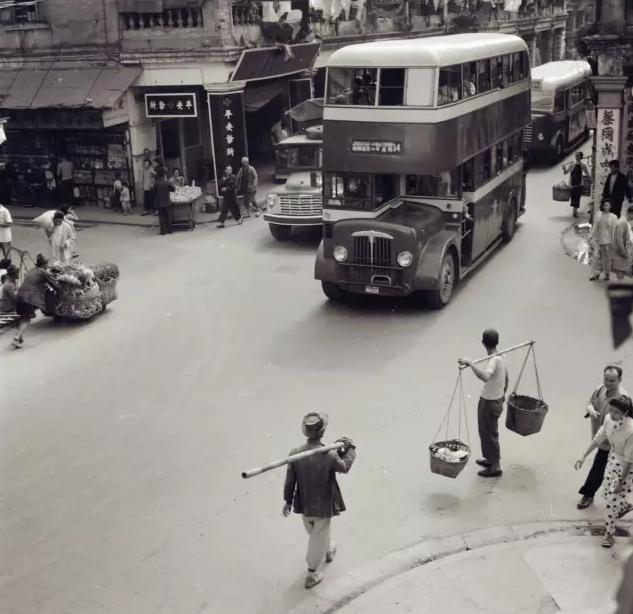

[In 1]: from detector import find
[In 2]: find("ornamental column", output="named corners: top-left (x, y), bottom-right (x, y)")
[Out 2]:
top-left (204, 81), bottom-right (248, 197)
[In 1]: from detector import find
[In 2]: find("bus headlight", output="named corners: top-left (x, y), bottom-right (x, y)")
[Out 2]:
top-left (537, 132), bottom-right (545, 141)
top-left (266, 194), bottom-right (279, 210)
top-left (397, 251), bottom-right (413, 267)
top-left (333, 246), bottom-right (348, 262)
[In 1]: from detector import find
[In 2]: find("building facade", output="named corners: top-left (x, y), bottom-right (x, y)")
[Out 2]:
top-left (0, 0), bottom-right (572, 204)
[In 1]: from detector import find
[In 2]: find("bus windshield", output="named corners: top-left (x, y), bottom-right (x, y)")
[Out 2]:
top-left (276, 145), bottom-right (321, 170)
top-left (531, 89), bottom-right (554, 112)
top-left (324, 172), bottom-right (399, 210)
top-left (405, 168), bottom-right (461, 198)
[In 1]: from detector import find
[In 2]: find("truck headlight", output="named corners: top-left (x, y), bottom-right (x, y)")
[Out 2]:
top-left (397, 251), bottom-right (413, 267)
top-left (333, 246), bottom-right (348, 262)
top-left (537, 132), bottom-right (544, 141)
top-left (266, 194), bottom-right (279, 209)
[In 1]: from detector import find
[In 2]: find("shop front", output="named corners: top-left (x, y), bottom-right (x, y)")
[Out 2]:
top-left (0, 65), bottom-right (140, 208)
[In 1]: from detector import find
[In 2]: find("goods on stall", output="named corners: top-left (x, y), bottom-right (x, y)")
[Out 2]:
top-left (170, 185), bottom-right (202, 203)
top-left (47, 261), bottom-right (119, 320)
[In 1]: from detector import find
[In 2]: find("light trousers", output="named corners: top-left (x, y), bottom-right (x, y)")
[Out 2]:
top-left (302, 516), bottom-right (332, 571)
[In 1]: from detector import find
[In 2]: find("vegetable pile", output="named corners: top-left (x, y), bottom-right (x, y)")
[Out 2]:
top-left (171, 185), bottom-right (202, 203)
top-left (47, 262), bottom-right (119, 320)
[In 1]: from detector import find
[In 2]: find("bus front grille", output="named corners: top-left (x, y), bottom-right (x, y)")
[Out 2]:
top-left (352, 236), bottom-right (392, 267)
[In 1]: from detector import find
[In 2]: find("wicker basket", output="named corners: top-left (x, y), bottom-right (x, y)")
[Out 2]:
top-left (505, 393), bottom-right (549, 436)
top-left (98, 279), bottom-right (118, 308)
top-left (553, 183), bottom-right (571, 202)
top-left (429, 439), bottom-right (470, 479)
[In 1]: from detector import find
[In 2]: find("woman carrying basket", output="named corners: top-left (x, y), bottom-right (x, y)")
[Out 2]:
top-left (575, 395), bottom-right (633, 548)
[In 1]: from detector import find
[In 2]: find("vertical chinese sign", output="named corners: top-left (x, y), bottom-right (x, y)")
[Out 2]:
top-left (622, 90), bottom-right (633, 185)
top-left (208, 91), bottom-right (248, 196)
top-left (594, 108), bottom-right (621, 203)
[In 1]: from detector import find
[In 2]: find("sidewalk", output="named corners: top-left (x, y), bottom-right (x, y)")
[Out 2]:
top-left (288, 520), bottom-right (633, 614)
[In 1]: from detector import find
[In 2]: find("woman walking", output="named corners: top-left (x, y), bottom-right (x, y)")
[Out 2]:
top-left (612, 205), bottom-right (633, 280)
top-left (576, 395), bottom-right (633, 547)
top-left (565, 151), bottom-right (591, 218)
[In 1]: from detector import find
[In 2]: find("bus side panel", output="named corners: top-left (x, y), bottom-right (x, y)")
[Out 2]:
top-left (568, 101), bottom-right (588, 143)
top-left (413, 230), bottom-right (460, 290)
top-left (486, 170), bottom-right (523, 242)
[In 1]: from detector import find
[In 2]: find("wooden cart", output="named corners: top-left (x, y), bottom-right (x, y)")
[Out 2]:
top-left (169, 199), bottom-right (198, 231)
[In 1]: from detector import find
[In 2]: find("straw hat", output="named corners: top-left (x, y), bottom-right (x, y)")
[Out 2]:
top-left (302, 412), bottom-right (329, 437)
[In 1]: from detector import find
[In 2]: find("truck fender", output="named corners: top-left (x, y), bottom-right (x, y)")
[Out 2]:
top-left (314, 240), bottom-right (336, 281)
top-left (413, 230), bottom-right (460, 291)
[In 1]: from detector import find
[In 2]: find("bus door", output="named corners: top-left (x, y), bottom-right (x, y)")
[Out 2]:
top-left (463, 158), bottom-right (489, 260)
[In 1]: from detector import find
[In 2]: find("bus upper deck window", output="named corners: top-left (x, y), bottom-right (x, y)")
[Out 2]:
top-left (378, 68), bottom-right (405, 106)
top-left (438, 66), bottom-right (462, 105)
top-left (463, 62), bottom-right (477, 97)
top-left (477, 59), bottom-right (491, 93)
top-left (554, 91), bottom-right (565, 112)
top-left (513, 52), bottom-right (525, 81)
top-left (327, 68), bottom-right (377, 105)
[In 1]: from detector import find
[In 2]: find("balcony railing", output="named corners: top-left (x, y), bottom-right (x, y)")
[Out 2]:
top-left (121, 7), bottom-right (203, 30)
top-left (232, 2), bottom-right (263, 26)
top-left (0, 0), bottom-right (46, 25)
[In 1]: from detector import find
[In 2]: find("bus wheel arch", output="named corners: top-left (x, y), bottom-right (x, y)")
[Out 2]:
top-left (321, 281), bottom-right (345, 301)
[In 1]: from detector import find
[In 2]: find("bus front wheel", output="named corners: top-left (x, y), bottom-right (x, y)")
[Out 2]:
top-left (269, 224), bottom-right (293, 241)
top-left (427, 252), bottom-right (457, 309)
top-left (322, 281), bottom-right (345, 301)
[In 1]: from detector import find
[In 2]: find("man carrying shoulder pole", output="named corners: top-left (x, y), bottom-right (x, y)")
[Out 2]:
top-left (458, 329), bottom-right (508, 478)
top-left (282, 412), bottom-right (356, 589)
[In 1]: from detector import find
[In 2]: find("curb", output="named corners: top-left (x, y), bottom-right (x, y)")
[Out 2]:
top-left (13, 214), bottom-right (221, 229)
top-left (287, 519), bottom-right (633, 614)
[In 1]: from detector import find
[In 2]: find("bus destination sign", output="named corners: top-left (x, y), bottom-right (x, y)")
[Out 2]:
top-left (350, 139), bottom-right (403, 155)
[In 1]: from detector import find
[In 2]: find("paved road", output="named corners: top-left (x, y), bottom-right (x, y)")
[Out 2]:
top-left (2, 144), bottom-right (632, 614)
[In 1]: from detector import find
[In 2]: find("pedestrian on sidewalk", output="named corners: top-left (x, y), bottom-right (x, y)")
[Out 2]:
top-left (60, 206), bottom-right (79, 258)
top-left (120, 181), bottom-right (131, 215)
top-left (282, 412), bottom-right (356, 589)
top-left (217, 165), bottom-right (242, 228)
top-left (111, 173), bottom-right (122, 211)
top-left (236, 157), bottom-right (260, 218)
top-left (153, 167), bottom-right (175, 236)
top-left (612, 205), bottom-right (633, 280)
top-left (458, 329), bottom-right (508, 478)
top-left (575, 394), bottom-right (633, 548)
top-left (141, 159), bottom-right (156, 216)
top-left (576, 365), bottom-right (628, 510)
top-left (0, 201), bottom-right (13, 258)
top-left (56, 155), bottom-right (74, 205)
top-left (50, 211), bottom-right (73, 262)
top-left (12, 254), bottom-right (61, 349)
top-left (602, 159), bottom-right (632, 219)
top-left (589, 200), bottom-right (618, 281)
top-left (565, 151), bottom-right (591, 218)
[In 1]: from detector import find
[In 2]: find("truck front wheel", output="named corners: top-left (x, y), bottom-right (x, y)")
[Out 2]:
top-left (321, 281), bottom-right (345, 301)
top-left (269, 224), bottom-right (292, 241)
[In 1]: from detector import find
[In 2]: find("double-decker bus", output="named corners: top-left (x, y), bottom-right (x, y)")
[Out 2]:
top-left (526, 60), bottom-right (592, 161)
top-left (315, 33), bottom-right (531, 307)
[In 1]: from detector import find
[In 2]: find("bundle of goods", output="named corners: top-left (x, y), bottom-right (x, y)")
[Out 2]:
top-left (171, 185), bottom-right (202, 203)
top-left (47, 262), bottom-right (119, 320)
top-left (91, 263), bottom-right (120, 307)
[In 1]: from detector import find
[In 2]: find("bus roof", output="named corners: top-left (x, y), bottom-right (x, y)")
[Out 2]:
top-left (530, 61), bottom-right (592, 91)
top-left (327, 33), bottom-right (528, 68)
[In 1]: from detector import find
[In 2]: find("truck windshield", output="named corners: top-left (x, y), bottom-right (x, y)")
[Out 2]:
top-left (324, 172), bottom-right (398, 210)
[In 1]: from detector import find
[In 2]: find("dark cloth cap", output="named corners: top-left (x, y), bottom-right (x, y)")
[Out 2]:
top-left (302, 412), bottom-right (329, 437)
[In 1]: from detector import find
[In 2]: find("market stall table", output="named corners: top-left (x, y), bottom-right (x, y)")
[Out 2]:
top-left (170, 185), bottom-right (202, 231)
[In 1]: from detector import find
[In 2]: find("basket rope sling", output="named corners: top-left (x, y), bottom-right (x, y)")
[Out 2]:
top-left (506, 344), bottom-right (548, 436)
top-left (429, 371), bottom-right (471, 479)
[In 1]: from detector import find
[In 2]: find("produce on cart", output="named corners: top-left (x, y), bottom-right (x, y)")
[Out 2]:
top-left (46, 261), bottom-right (119, 320)
top-left (170, 184), bottom-right (202, 230)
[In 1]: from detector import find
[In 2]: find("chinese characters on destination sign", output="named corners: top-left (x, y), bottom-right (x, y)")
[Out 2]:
top-left (350, 139), bottom-right (403, 155)
top-left (145, 93), bottom-right (198, 118)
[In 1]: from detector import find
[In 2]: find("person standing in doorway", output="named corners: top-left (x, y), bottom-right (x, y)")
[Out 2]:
top-left (0, 201), bottom-right (13, 258)
top-left (217, 165), bottom-right (242, 228)
top-left (141, 159), bottom-right (156, 216)
top-left (153, 167), bottom-right (175, 236)
top-left (589, 200), bottom-right (618, 281)
top-left (236, 156), bottom-right (260, 217)
top-left (577, 365), bottom-right (627, 509)
top-left (565, 151), bottom-right (591, 218)
top-left (282, 412), bottom-right (356, 589)
top-left (56, 155), bottom-right (74, 205)
top-left (458, 329), bottom-right (508, 478)
top-left (602, 159), bottom-right (632, 218)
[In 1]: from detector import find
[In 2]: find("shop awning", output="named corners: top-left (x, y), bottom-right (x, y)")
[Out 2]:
top-left (287, 98), bottom-right (324, 123)
top-left (0, 66), bottom-right (141, 110)
top-left (231, 42), bottom-right (321, 83)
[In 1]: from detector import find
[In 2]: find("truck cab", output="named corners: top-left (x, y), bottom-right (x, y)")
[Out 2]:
top-left (265, 125), bottom-right (323, 241)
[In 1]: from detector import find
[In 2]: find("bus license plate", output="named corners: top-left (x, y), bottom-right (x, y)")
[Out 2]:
top-left (364, 286), bottom-right (380, 295)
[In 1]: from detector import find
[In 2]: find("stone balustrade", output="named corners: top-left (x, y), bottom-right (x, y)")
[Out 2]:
top-left (121, 8), bottom-right (204, 30)
top-left (232, 2), bottom-right (263, 26)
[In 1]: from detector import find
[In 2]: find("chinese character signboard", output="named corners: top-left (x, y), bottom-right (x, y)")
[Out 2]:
top-left (622, 91), bottom-right (633, 185)
top-left (208, 91), bottom-right (247, 196)
top-left (594, 108), bottom-right (621, 199)
top-left (350, 139), bottom-right (403, 155)
top-left (145, 93), bottom-right (198, 118)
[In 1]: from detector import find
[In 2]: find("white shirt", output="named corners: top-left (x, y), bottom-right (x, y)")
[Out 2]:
top-left (0, 205), bottom-right (12, 243)
top-left (481, 355), bottom-right (507, 401)
top-left (594, 415), bottom-right (633, 464)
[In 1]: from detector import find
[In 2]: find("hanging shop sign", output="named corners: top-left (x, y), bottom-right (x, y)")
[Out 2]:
top-left (208, 91), bottom-right (248, 195)
top-left (594, 108), bottom-right (621, 196)
top-left (350, 139), bottom-right (403, 155)
top-left (103, 97), bottom-right (129, 128)
top-left (145, 92), bottom-right (198, 118)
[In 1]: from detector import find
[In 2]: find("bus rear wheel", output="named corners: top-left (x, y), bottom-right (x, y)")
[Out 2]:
top-left (269, 224), bottom-right (292, 241)
top-left (322, 281), bottom-right (345, 301)
top-left (427, 252), bottom-right (457, 309)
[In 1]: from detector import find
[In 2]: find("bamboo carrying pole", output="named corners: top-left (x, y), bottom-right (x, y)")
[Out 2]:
top-left (458, 340), bottom-right (535, 370)
top-left (241, 442), bottom-right (345, 479)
